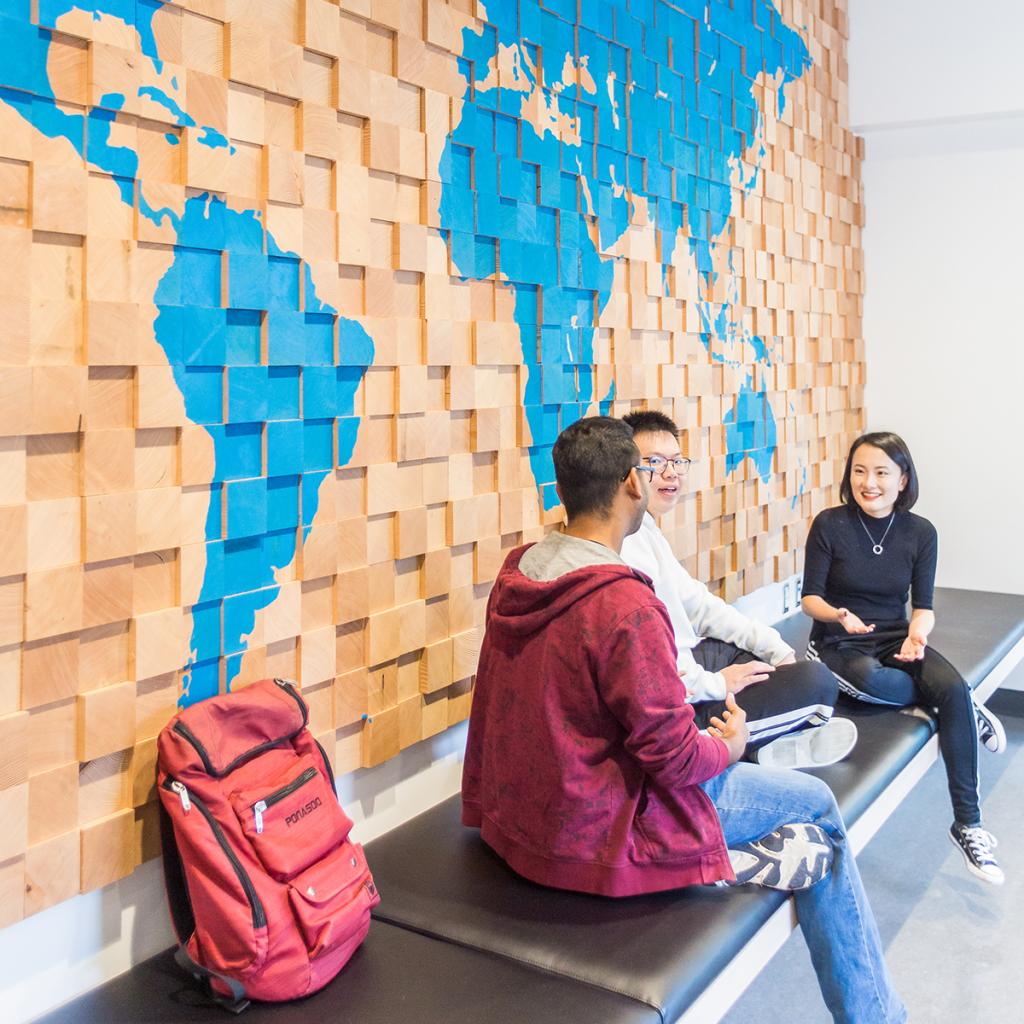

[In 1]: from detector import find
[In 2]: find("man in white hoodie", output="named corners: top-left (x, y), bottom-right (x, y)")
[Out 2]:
top-left (619, 411), bottom-right (856, 769)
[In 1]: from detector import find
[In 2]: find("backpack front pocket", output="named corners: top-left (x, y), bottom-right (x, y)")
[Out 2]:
top-left (287, 842), bottom-right (379, 959)
top-left (231, 756), bottom-right (351, 880)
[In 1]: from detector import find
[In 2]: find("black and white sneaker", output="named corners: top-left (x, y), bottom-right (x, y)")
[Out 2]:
top-left (949, 823), bottom-right (1004, 885)
top-left (973, 698), bottom-right (1006, 753)
top-left (725, 823), bottom-right (833, 891)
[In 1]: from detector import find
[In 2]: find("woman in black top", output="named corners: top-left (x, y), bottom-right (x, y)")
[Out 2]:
top-left (801, 432), bottom-right (1005, 884)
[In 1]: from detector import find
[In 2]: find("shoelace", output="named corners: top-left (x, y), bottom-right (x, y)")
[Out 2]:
top-left (960, 826), bottom-right (998, 863)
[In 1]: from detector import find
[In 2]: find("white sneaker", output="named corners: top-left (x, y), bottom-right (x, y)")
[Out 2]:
top-left (754, 717), bottom-right (858, 770)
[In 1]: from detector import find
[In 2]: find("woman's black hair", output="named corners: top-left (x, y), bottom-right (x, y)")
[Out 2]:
top-left (839, 431), bottom-right (919, 511)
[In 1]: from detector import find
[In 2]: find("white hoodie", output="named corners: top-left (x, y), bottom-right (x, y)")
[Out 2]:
top-left (620, 513), bottom-right (794, 703)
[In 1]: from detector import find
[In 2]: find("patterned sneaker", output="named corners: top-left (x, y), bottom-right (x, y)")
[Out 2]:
top-left (753, 718), bottom-right (858, 770)
top-left (949, 823), bottom-right (1004, 885)
top-left (726, 823), bottom-right (833, 891)
top-left (973, 698), bottom-right (1006, 753)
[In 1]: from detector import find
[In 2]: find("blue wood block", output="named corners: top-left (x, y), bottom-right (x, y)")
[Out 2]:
top-left (267, 255), bottom-right (300, 311)
top-left (190, 599), bottom-right (221, 650)
top-left (302, 419), bottom-right (333, 472)
top-left (181, 366), bottom-right (223, 424)
top-left (229, 252), bottom-right (269, 309)
top-left (266, 420), bottom-right (303, 477)
top-left (301, 472), bottom-right (329, 528)
top-left (176, 247), bottom-right (221, 307)
top-left (228, 365), bottom-right (268, 423)
top-left (224, 309), bottom-right (261, 365)
top-left (217, 422), bottom-right (263, 481)
top-left (303, 313), bottom-right (334, 365)
top-left (267, 474), bottom-right (300, 532)
top-left (205, 485), bottom-right (223, 541)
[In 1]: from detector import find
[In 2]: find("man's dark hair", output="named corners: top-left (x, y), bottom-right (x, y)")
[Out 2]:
top-left (552, 416), bottom-right (639, 521)
top-left (622, 410), bottom-right (680, 438)
top-left (839, 431), bottom-right (920, 511)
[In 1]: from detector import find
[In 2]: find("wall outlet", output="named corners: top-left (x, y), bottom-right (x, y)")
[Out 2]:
top-left (781, 575), bottom-right (803, 615)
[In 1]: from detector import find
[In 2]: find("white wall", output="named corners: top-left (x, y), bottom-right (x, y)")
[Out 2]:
top-left (850, 0), bottom-right (1024, 595)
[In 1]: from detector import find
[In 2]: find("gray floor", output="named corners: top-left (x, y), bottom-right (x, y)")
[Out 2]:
top-left (721, 681), bottom-right (1024, 1024)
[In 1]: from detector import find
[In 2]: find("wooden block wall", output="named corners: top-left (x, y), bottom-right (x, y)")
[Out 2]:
top-left (0, 0), bottom-right (864, 920)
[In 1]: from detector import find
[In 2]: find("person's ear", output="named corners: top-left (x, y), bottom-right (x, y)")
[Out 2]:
top-left (898, 473), bottom-right (908, 492)
top-left (623, 468), bottom-right (645, 502)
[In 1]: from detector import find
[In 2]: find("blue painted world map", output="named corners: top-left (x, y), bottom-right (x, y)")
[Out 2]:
top-left (0, 0), bottom-right (810, 705)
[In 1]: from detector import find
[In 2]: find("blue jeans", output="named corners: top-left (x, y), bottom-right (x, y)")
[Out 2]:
top-left (702, 764), bottom-right (906, 1024)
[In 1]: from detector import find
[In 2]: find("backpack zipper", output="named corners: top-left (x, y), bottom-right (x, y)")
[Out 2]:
top-left (173, 680), bottom-right (309, 778)
top-left (252, 766), bottom-right (318, 834)
top-left (163, 778), bottom-right (267, 930)
top-left (170, 780), bottom-right (191, 813)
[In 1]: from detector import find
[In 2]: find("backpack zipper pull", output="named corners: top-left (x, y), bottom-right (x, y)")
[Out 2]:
top-left (170, 781), bottom-right (191, 814)
top-left (253, 800), bottom-right (267, 835)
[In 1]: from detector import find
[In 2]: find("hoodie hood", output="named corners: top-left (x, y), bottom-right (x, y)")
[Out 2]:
top-left (490, 533), bottom-right (654, 639)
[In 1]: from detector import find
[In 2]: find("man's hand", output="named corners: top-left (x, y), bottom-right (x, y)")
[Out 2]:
top-left (721, 661), bottom-right (774, 694)
top-left (708, 693), bottom-right (749, 764)
top-left (893, 635), bottom-right (927, 662)
top-left (837, 608), bottom-right (874, 635)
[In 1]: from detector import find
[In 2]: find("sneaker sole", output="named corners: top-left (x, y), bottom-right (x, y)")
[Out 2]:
top-left (755, 718), bottom-right (858, 770)
top-left (975, 701), bottom-right (1007, 754)
top-left (948, 829), bottom-right (1005, 886)
top-left (728, 823), bottom-right (833, 891)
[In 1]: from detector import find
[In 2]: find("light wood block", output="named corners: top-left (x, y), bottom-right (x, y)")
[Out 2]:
top-left (28, 762), bottom-right (79, 845)
top-left (25, 830), bottom-right (80, 915)
top-left (80, 808), bottom-right (134, 891)
top-left (0, 854), bottom-right (25, 928)
top-left (77, 681), bottom-right (136, 761)
top-left (0, 710), bottom-right (29, 790)
top-left (0, 782), bottom-right (29, 861)
top-left (360, 705), bottom-right (399, 768)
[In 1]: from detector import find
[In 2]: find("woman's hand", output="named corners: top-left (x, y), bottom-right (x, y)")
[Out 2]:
top-left (893, 635), bottom-right (927, 662)
top-left (837, 608), bottom-right (875, 635)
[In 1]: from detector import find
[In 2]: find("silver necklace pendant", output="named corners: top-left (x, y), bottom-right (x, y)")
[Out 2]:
top-left (858, 510), bottom-right (896, 555)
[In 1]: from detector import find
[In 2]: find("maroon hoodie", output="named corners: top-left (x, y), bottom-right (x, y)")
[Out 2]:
top-left (462, 539), bottom-right (733, 897)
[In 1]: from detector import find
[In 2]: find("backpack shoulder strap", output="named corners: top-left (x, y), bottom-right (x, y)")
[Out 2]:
top-left (158, 799), bottom-right (195, 944)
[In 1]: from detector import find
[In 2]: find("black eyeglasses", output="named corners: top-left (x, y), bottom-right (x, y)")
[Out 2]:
top-left (623, 464), bottom-right (658, 481)
top-left (642, 455), bottom-right (691, 476)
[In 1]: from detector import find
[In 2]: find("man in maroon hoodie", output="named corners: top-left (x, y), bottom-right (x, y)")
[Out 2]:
top-left (463, 416), bottom-right (906, 1024)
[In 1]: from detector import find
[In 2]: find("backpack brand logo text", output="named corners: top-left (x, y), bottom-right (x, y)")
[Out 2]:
top-left (285, 796), bottom-right (322, 826)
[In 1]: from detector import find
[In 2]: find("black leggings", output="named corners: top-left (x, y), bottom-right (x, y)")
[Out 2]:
top-left (808, 634), bottom-right (981, 826)
top-left (691, 639), bottom-right (838, 758)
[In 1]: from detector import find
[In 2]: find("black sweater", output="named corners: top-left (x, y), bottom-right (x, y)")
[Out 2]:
top-left (802, 505), bottom-right (937, 645)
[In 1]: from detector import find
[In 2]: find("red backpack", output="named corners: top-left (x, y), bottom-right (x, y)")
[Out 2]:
top-left (157, 678), bottom-right (379, 1012)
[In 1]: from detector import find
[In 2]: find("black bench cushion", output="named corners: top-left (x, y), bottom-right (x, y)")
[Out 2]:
top-left (775, 586), bottom-right (1024, 689)
top-left (368, 587), bottom-right (1024, 1023)
top-left (370, 796), bottom-right (788, 1024)
top-left (34, 920), bottom-right (659, 1024)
